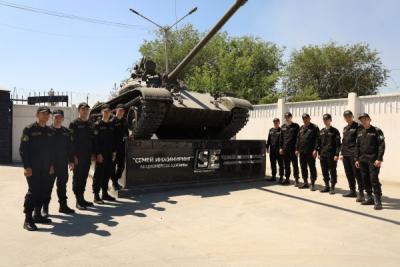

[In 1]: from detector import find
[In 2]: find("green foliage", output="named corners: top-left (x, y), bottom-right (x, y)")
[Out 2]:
top-left (138, 24), bottom-right (283, 104)
top-left (287, 86), bottom-right (320, 102)
top-left (282, 42), bottom-right (388, 99)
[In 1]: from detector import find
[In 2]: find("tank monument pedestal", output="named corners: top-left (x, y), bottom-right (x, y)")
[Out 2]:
top-left (115, 138), bottom-right (266, 196)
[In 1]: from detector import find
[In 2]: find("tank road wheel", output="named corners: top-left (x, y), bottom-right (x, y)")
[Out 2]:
top-left (127, 98), bottom-right (168, 140)
top-left (215, 108), bottom-right (249, 139)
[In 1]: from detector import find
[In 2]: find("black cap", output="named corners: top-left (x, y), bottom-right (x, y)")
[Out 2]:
top-left (36, 106), bottom-right (51, 114)
top-left (323, 113), bottom-right (332, 120)
top-left (78, 102), bottom-right (90, 109)
top-left (101, 104), bottom-right (111, 111)
top-left (302, 113), bottom-right (310, 119)
top-left (273, 118), bottom-right (280, 122)
top-left (343, 110), bottom-right (353, 116)
top-left (52, 109), bottom-right (64, 116)
top-left (358, 113), bottom-right (370, 120)
top-left (284, 112), bottom-right (292, 117)
top-left (116, 104), bottom-right (125, 109)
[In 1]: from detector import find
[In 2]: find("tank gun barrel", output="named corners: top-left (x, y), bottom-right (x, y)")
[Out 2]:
top-left (166, 0), bottom-right (247, 82)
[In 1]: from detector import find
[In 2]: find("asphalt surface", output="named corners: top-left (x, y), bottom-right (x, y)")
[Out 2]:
top-left (1, 164), bottom-right (399, 267)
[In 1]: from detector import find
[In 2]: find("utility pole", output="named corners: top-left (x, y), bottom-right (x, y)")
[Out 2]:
top-left (129, 6), bottom-right (197, 73)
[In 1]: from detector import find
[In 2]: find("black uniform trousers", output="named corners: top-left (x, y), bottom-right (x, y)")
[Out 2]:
top-left (269, 150), bottom-right (284, 178)
top-left (44, 165), bottom-right (69, 205)
top-left (93, 155), bottom-right (113, 195)
top-left (359, 161), bottom-right (382, 196)
top-left (342, 156), bottom-right (363, 191)
top-left (283, 150), bottom-right (300, 179)
top-left (72, 154), bottom-right (91, 196)
top-left (24, 168), bottom-right (51, 214)
top-left (299, 152), bottom-right (317, 183)
top-left (320, 156), bottom-right (337, 185)
top-left (112, 148), bottom-right (125, 183)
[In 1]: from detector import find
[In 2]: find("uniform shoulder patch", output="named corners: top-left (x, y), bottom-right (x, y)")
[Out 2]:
top-left (21, 134), bottom-right (29, 142)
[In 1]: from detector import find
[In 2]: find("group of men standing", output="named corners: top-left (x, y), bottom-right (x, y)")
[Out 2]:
top-left (266, 110), bottom-right (385, 210)
top-left (20, 102), bottom-right (129, 231)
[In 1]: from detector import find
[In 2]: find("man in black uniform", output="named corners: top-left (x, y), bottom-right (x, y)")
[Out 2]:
top-left (93, 104), bottom-right (117, 203)
top-left (42, 109), bottom-right (75, 216)
top-left (69, 102), bottom-right (94, 210)
top-left (279, 112), bottom-right (300, 186)
top-left (111, 104), bottom-right (129, 190)
top-left (266, 118), bottom-right (284, 182)
top-left (355, 113), bottom-right (385, 210)
top-left (20, 106), bottom-right (54, 231)
top-left (317, 114), bottom-right (341, 194)
top-left (341, 110), bottom-right (364, 201)
top-left (296, 113), bottom-right (319, 190)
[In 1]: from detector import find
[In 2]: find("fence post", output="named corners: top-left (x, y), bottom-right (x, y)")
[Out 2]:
top-left (347, 92), bottom-right (359, 116)
top-left (277, 98), bottom-right (286, 122)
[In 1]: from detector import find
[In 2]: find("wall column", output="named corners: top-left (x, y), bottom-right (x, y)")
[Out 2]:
top-left (347, 92), bottom-right (360, 116)
top-left (277, 98), bottom-right (286, 122)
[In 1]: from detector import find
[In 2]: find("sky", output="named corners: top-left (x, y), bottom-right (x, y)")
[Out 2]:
top-left (1, 0), bottom-right (400, 106)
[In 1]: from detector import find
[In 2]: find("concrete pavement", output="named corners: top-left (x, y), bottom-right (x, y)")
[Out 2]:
top-left (0, 164), bottom-right (399, 267)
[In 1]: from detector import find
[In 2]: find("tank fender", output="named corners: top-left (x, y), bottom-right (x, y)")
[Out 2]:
top-left (136, 87), bottom-right (172, 102)
top-left (220, 97), bottom-right (253, 110)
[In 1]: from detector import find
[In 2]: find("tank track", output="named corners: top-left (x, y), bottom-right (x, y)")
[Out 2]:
top-left (215, 108), bottom-right (249, 139)
top-left (131, 100), bottom-right (168, 139)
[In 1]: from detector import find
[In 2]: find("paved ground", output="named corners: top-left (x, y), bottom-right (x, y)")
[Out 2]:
top-left (1, 164), bottom-right (399, 267)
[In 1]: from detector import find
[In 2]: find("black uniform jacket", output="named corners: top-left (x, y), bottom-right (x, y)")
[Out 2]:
top-left (69, 118), bottom-right (94, 158)
top-left (355, 125), bottom-right (385, 162)
top-left (279, 122), bottom-right (300, 152)
top-left (341, 121), bottom-right (363, 157)
top-left (51, 126), bottom-right (74, 167)
top-left (93, 120), bottom-right (116, 157)
top-left (317, 126), bottom-right (341, 158)
top-left (267, 127), bottom-right (281, 153)
top-left (296, 123), bottom-right (320, 154)
top-left (111, 116), bottom-right (129, 152)
top-left (19, 122), bottom-right (54, 170)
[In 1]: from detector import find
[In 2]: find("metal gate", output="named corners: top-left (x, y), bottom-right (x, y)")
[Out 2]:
top-left (0, 89), bottom-right (12, 163)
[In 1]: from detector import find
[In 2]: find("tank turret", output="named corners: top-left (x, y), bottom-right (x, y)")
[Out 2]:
top-left (91, 0), bottom-right (252, 140)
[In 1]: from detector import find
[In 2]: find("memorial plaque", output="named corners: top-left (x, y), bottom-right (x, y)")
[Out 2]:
top-left (125, 138), bottom-right (266, 187)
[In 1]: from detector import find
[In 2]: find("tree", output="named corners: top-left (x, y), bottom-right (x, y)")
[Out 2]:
top-left (282, 42), bottom-right (388, 99)
top-left (138, 24), bottom-right (283, 104)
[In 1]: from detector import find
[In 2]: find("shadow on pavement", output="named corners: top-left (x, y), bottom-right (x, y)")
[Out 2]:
top-left (39, 180), bottom-right (274, 237)
top-left (258, 186), bottom-right (400, 225)
top-left (38, 178), bottom-right (399, 237)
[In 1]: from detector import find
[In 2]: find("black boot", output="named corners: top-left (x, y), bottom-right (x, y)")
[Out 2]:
top-left (75, 195), bottom-right (87, 210)
top-left (82, 195), bottom-right (94, 207)
top-left (320, 183), bottom-right (330, 193)
top-left (361, 193), bottom-right (375, 205)
top-left (102, 192), bottom-right (116, 201)
top-left (356, 191), bottom-right (365, 203)
top-left (112, 181), bottom-right (122, 191)
top-left (33, 208), bottom-right (52, 224)
top-left (278, 177), bottom-right (283, 184)
top-left (281, 178), bottom-right (290, 185)
top-left (374, 195), bottom-right (383, 210)
top-left (329, 184), bottom-right (336, 195)
top-left (23, 213), bottom-right (38, 231)
top-left (59, 201), bottom-right (75, 214)
top-left (310, 181), bottom-right (316, 191)
top-left (343, 190), bottom-right (357, 198)
top-left (42, 203), bottom-right (49, 218)
top-left (94, 194), bottom-right (104, 204)
top-left (294, 179), bottom-right (300, 187)
top-left (299, 182), bottom-right (309, 189)
top-left (267, 176), bottom-right (277, 182)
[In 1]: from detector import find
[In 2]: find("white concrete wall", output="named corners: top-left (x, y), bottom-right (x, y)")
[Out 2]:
top-left (12, 105), bottom-right (78, 162)
top-left (236, 93), bottom-right (400, 183)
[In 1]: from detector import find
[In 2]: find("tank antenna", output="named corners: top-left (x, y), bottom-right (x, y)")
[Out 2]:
top-left (129, 6), bottom-right (198, 73)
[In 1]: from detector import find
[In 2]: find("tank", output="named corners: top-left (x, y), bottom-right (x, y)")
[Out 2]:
top-left (91, 0), bottom-right (252, 140)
